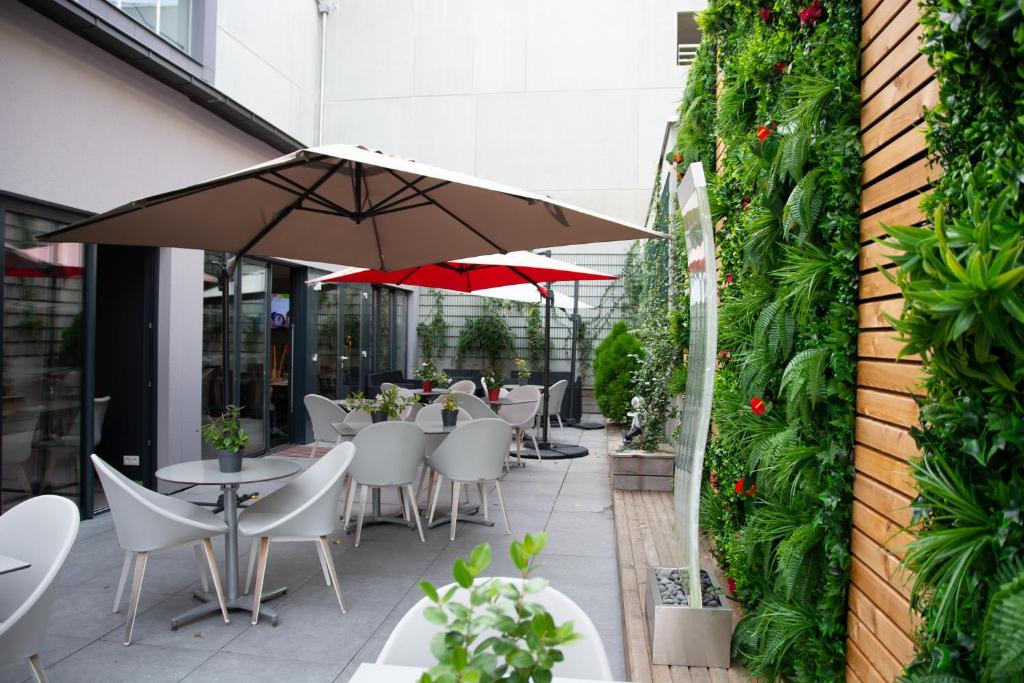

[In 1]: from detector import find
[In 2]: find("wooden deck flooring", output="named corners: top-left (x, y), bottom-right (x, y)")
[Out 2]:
top-left (610, 435), bottom-right (749, 681)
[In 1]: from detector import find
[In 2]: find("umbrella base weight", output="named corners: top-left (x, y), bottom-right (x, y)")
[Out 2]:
top-left (512, 442), bottom-right (589, 460)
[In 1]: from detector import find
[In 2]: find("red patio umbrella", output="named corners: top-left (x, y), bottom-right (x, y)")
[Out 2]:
top-left (312, 250), bottom-right (615, 458)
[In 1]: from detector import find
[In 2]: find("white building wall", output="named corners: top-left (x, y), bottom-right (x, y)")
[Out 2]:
top-left (322, 0), bottom-right (704, 251)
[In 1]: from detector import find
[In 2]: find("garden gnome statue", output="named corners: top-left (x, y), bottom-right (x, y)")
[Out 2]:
top-left (624, 396), bottom-right (645, 443)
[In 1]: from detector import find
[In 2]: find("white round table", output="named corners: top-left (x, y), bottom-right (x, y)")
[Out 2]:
top-left (155, 458), bottom-right (300, 628)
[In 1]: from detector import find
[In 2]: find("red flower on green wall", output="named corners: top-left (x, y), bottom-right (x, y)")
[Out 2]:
top-left (750, 397), bottom-right (766, 415)
top-left (758, 7), bottom-right (772, 21)
top-left (799, 0), bottom-right (823, 27)
top-left (757, 124), bottom-right (774, 141)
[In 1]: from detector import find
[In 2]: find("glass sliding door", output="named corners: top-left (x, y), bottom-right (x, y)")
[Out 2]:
top-left (315, 286), bottom-right (340, 397)
top-left (234, 260), bottom-right (268, 456)
top-left (2, 210), bottom-right (85, 512)
top-left (341, 286), bottom-right (369, 396)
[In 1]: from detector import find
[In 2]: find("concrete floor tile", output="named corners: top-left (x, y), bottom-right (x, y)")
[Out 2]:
top-left (180, 650), bottom-right (344, 682)
top-left (41, 640), bottom-right (211, 683)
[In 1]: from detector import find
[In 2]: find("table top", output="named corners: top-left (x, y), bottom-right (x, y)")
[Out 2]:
top-left (0, 553), bottom-right (31, 576)
top-left (333, 420), bottom-right (459, 437)
top-left (155, 458), bottom-right (300, 486)
top-left (349, 663), bottom-right (622, 683)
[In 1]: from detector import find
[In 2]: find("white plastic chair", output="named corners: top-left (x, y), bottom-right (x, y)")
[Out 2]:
top-left (376, 577), bottom-right (613, 680)
top-left (0, 496), bottom-right (79, 683)
top-left (448, 379), bottom-right (477, 395)
top-left (304, 393), bottom-right (347, 458)
top-left (2, 407), bottom-right (42, 497)
top-left (433, 392), bottom-right (494, 420)
top-left (349, 422), bottom-right (426, 546)
top-left (499, 385), bottom-right (542, 464)
top-left (426, 419), bottom-right (513, 540)
top-left (542, 379), bottom-right (568, 430)
top-left (240, 442), bottom-right (355, 624)
top-left (91, 455), bottom-right (230, 645)
top-left (41, 396), bottom-right (111, 487)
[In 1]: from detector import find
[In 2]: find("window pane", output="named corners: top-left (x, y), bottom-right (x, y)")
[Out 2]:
top-left (316, 287), bottom-right (339, 397)
top-left (377, 289), bottom-right (391, 372)
top-left (201, 253), bottom-right (225, 437)
top-left (3, 212), bottom-right (84, 512)
top-left (121, 0), bottom-right (157, 32)
top-left (395, 292), bottom-right (407, 375)
top-left (159, 0), bottom-right (191, 52)
top-left (235, 261), bottom-right (267, 456)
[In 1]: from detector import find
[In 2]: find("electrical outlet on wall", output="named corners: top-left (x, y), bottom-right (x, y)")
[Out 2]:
top-left (123, 455), bottom-right (140, 466)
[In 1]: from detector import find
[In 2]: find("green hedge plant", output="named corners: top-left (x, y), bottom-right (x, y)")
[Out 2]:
top-left (592, 321), bottom-right (642, 423)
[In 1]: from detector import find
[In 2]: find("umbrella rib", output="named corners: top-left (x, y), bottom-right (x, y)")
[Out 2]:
top-left (506, 266), bottom-right (546, 295)
top-left (361, 172), bottom-right (386, 270)
top-left (371, 201), bottom-right (434, 217)
top-left (363, 175), bottom-right (428, 214)
top-left (369, 179), bottom-right (450, 215)
top-left (257, 177), bottom-right (354, 217)
top-left (395, 266), bottom-right (422, 286)
top-left (267, 171), bottom-right (354, 215)
top-left (381, 169), bottom-right (505, 254)
top-left (236, 159), bottom-right (348, 258)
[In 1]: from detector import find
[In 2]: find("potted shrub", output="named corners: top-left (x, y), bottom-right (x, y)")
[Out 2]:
top-left (416, 532), bottom-right (583, 682)
top-left (440, 392), bottom-right (460, 427)
top-left (513, 356), bottom-right (530, 385)
top-left (416, 359), bottom-right (450, 393)
top-left (482, 366), bottom-right (502, 402)
top-left (372, 385), bottom-right (412, 423)
top-left (200, 404), bottom-right (249, 473)
top-left (341, 391), bottom-right (371, 414)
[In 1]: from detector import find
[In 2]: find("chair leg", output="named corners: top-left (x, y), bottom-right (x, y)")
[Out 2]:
top-left (113, 551), bottom-right (132, 613)
top-left (557, 415), bottom-right (564, 429)
top-left (318, 536), bottom-right (347, 614)
top-left (406, 485), bottom-right (425, 543)
top-left (244, 538), bottom-right (259, 594)
top-left (16, 465), bottom-right (33, 497)
top-left (478, 483), bottom-right (489, 522)
top-left (494, 480), bottom-right (512, 535)
top-left (316, 540), bottom-right (331, 586)
top-left (123, 550), bottom-right (148, 646)
top-left (450, 481), bottom-right (461, 542)
top-left (428, 474), bottom-right (444, 527)
top-left (342, 476), bottom-right (355, 527)
top-left (193, 543), bottom-right (210, 593)
top-left (309, 444), bottom-right (318, 459)
top-left (201, 538), bottom-right (230, 624)
top-left (27, 653), bottom-right (46, 683)
top-left (529, 432), bottom-right (541, 460)
top-left (515, 427), bottom-right (523, 466)
top-left (250, 537), bottom-right (270, 625)
top-left (355, 485), bottom-right (369, 547)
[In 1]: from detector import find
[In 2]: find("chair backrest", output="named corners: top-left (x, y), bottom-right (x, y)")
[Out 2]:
top-left (428, 419), bottom-right (512, 481)
top-left (344, 408), bottom-right (372, 424)
top-left (304, 394), bottom-right (348, 444)
top-left (0, 496), bottom-right (79, 666)
top-left (545, 380), bottom-right (568, 417)
top-left (448, 380), bottom-right (477, 395)
top-left (434, 392), bottom-right (494, 420)
top-left (350, 422), bottom-right (425, 486)
top-left (91, 455), bottom-right (226, 552)
top-left (415, 404), bottom-right (472, 424)
top-left (244, 443), bottom-right (355, 538)
top-left (380, 382), bottom-right (397, 394)
top-left (498, 385), bottom-right (541, 428)
top-left (2, 407), bottom-right (42, 466)
top-left (376, 577), bottom-right (613, 680)
top-left (67, 396), bottom-right (112, 446)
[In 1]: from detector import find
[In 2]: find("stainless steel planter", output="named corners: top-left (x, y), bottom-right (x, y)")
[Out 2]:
top-left (645, 566), bottom-right (732, 668)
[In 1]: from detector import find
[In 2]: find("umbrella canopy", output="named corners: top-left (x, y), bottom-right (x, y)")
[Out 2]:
top-left (307, 250), bottom-right (614, 292)
top-left (40, 143), bottom-right (661, 269)
top-left (469, 284), bottom-right (592, 310)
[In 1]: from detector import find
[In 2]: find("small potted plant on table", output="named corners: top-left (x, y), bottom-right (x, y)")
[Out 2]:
top-left (416, 359), bottom-right (450, 394)
top-left (514, 356), bottom-right (530, 385)
top-left (372, 385), bottom-right (414, 423)
top-left (440, 392), bottom-right (460, 427)
top-left (482, 366), bottom-right (502, 402)
top-left (200, 404), bottom-right (249, 473)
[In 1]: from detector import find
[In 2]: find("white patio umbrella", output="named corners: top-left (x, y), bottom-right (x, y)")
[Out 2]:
top-left (468, 283), bottom-right (592, 310)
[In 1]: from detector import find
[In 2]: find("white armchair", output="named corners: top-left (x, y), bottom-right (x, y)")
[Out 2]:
top-left (0, 496), bottom-right (79, 683)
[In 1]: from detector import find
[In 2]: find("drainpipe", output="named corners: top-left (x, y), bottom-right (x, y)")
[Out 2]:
top-left (315, 1), bottom-right (330, 145)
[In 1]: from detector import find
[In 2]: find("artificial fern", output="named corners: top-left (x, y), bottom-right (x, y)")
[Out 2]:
top-left (782, 169), bottom-right (824, 243)
top-left (779, 348), bottom-right (833, 426)
top-left (982, 563), bottom-right (1024, 679)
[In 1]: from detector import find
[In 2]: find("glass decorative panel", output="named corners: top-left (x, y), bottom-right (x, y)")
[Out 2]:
top-left (2, 212), bottom-right (84, 512)
top-left (395, 291), bottom-right (407, 375)
top-left (377, 288), bottom-right (392, 372)
top-left (316, 287), bottom-right (339, 397)
top-left (674, 162), bottom-right (717, 604)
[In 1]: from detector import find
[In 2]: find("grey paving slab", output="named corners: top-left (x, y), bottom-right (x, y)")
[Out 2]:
top-left (41, 640), bottom-right (211, 682)
top-left (0, 634), bottom-right (92, 683)
top-left (180, 651), bottom-right (344, 682)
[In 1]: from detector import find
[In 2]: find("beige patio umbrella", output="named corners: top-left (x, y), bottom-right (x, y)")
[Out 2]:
top-left (40, 143), bottom-right (659, 269)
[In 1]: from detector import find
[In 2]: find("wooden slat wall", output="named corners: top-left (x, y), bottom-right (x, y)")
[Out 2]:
top-left (848, 0), bottom-right (936, 679)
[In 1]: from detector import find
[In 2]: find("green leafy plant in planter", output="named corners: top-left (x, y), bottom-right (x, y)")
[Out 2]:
top-left (456, 300), bottom-right (515, 372)
top-left (418, 291), bottom-right (450, 362)
top-left (417, 532), bottom-right (582, 683)
top-left (526, 305), bottom-right (544, 369)
top-left (341, 391), bottom-right (371, 413)
top-left (200, 404), bottom-right (249, 473)
top-left (592, 322), bottom-right (642, 423)
top-left (372, 385), bottom-right (415, 423)
top-left (417, 358), bottom-right (450, 392)
top-left (440, 391), bottom-right (461, 427)
top-left (481, 366), bottom-right (502, 401)
top-left (513, 357), bottom-right (530, 384)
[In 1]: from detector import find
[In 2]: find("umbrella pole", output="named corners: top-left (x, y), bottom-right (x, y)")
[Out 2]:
top-left (542, 283), bottom-right (552, 444)
top-left (567, 280), bottom-right (579, 423)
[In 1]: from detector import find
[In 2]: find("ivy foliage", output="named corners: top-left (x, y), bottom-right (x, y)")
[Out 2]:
top-left (672, 0), bottom-right (861, 679)
top-left (886, 1), bottom-right (1024, 679)
top-left (417, 291), bottom-right (449, 362)
top-left (455, 299), bottom-right (516, 374)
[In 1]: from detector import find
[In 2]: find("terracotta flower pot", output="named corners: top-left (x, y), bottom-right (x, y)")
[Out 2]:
top-left (422, 380), bottom-right (432, 394)
top-left (488, 388), bottom-right (501, 402)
